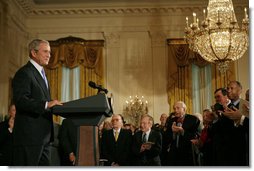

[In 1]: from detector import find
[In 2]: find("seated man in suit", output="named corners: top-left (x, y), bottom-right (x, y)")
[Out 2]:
top-left (163, 101), bottom-right (200, 166)
top-left (132, 114), bottom-right (162, 166)
top-left (100, 114), bottom-right (132, 166)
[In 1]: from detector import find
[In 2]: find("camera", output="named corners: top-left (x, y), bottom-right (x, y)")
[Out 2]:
top-left (213, 103), bottom-right (224, 116)
top-left (213, 103), bottom-right (224, 112)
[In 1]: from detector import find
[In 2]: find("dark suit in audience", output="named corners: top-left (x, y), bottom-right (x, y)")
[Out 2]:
top-left (58, 118), bottom-right (77, 166)
top-left (101, 128), bottom-right (132, 166)
top-left (163, 101), bottom-right (200, 166)
top-left (0, 104), bottom-right (15, 166)
top-left (0, 119), bottom-right (13, 165)
top-left (210, 85), bottom-right (249, 166)
top-left (132, 129), bottom-right (162, 166)
top-left (164, 114), bottom-right (200, 166)
top-left (132, 115), bottom-right (162, 166)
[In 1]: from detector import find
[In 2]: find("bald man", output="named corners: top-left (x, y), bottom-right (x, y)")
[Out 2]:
top-left (163, 101), bottom-right (200, 166)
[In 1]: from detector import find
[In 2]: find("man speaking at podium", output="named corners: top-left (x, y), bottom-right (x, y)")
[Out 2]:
top-left (12, 39), bottom-right (62, 166)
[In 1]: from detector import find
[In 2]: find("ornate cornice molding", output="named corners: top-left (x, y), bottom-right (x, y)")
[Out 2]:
top-left (14, 0), bottom-right (248, 17)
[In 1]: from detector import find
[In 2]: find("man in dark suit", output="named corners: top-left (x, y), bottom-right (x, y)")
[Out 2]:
top-left (0, 104), bottom-right (16, 165)
top-left (132, 114), bottom-right (162, 166)
top-left (100, 114), bottom-right (132, 166)
top-left (211, 83), bottom-right (249, 166)
top-left (12, 39), bottom-right (62, 166)
top-left (164, 101), bottom-right (200, 166)
top-left (58, 118), bottom-right (77, 166)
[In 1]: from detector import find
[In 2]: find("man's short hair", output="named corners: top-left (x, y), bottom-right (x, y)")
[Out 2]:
top-left (228, 81), bottom-right (242, 89)
top-left (28, 39), bottom-right (49, 58)
top-left (141, 114), bottom-right (154, 125)
top-left (214, 88), bottom-right (227, 96)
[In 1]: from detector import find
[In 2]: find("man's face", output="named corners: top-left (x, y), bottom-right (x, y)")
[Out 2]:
top-left (173, 102), bottom-right (185, 117)
top-left (214, 90), bottom-right (227, 104)
top-left (203, 111), bottom-right (214, 124)
top-left (32, 42), bottom-right (51, 66)
top-left (8, 105), bottom-right (16, 118)
top-left (140, 117), bottom-right (152, 132)
top-left (227, 82), bottom-right (241, 101)
top-left (111, 115), bottom-right (123, 129)
top-left (160, 113), bottom-right (168, 125)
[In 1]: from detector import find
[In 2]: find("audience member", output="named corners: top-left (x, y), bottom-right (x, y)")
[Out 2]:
top-left (58, 118), bottom-right (77, 166)
top-left (100, 114), bottom-right (132, 166)
top-left (210, 85), bottom-right (249, 166)
top-left (0, 104), bottom-right (16, 165)
top-left (153, 113), bottom-right (168, 165)
top-left (124, 123), bottom-right (136, 135)
top-left (103, 120), bottom-right (112, 130)
top-left (191, 109), bottom-right (215, 166)
top-left (163, 101), bottom-right (200, 166)
top-left (132, 114), bottom-right (162, 166)
top-left (245, 89), bottom-right (249, 102)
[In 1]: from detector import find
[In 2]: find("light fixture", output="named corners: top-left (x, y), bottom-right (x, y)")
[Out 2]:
top-left (123, 95), bottom-right (148, 127)
top-left (185, 0), bottom-right (249, 73)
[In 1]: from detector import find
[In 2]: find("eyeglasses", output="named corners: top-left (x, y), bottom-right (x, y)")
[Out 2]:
top-left (112, 119), bottom-right (121, 122)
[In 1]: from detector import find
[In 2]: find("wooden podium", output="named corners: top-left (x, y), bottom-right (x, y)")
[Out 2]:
top-left (52, 93), bottom-right (113, 166)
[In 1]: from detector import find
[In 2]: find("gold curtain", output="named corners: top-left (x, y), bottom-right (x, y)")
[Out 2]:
top-left (45, 36), bottom-right (104, 123)
top-left (211, 63), bottom-right (236, 93)
top-left (167, 38), bottom-right (235, 114)
top-left (167, 39), bottom-right (195, 114)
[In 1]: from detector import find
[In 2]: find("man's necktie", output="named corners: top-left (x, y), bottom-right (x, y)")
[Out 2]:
top-left (176, 118), bottom-right (183, 148)
top-left (41, 68), bottom-right (48, 88)
top-left (142, 133), bottom-right (147, 143)
top-left (115, 131), bottom-right (119, 141)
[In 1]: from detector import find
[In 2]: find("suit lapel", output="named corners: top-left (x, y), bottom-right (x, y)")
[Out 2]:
top-left (148, 130), bottom-right (152, 142)
top-left (111, 129), bottom-right (116, 142)
top-left (28, 62), bottom-right (51, 100)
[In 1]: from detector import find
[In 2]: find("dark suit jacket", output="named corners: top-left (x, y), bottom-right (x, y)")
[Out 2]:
top-left (0, 120), bottom-right (13, 165)
top-left (100, 128), bottom-right (132, 166)
top-left (58, 118), bottom-right (77, 166)
top-left (12, 61), bottom-right (53, 146)
top-left (163, 114), bottom-right (200, 166)
top-left (210, 101), bottom-right (249, 166)
top-left (132, 129), bottom-right (162, 166)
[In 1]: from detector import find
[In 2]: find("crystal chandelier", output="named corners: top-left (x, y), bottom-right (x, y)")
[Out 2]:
top-left (123, 95), bottom-right (148, 127)
top-left (185, 0), bottom-right (249, 73)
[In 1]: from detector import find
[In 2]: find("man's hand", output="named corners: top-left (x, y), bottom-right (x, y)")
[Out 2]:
top-left (223, 107), bottom-right (242, 121)
top-left (47, 100), bottom-right (63, 109)
top-left (69, 152), bottom-right (76, 165)
top-left (8, 116), bottom-right (15, 133)
top-left (111, 162), bottom-right (119, 166)
top-left (172, 122), bottom-right (184, 133)
top-left (140, 143), bottom-right (152, 152)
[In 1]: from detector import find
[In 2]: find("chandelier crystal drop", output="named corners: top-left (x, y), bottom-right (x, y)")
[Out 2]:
top-left (185, 0), bottom-right (249, 73)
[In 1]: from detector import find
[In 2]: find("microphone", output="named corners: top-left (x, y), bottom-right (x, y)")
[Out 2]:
top-left (88, 81), bottom-right (108, 94)
top-left (177, 122), bottom-right (182, 127)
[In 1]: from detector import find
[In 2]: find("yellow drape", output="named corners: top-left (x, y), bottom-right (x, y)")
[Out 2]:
top-left (45, 36), bottom-right (104, 123)
top-left (167, 38), bottom-right (236, 114)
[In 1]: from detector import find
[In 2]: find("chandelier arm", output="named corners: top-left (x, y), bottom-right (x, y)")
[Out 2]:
top-left (208, 29), bottom-right (221, 61)
top-left (223, 28), bottom-right (233, 61)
